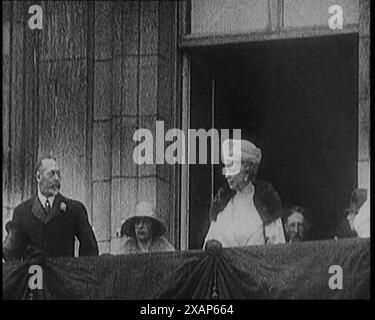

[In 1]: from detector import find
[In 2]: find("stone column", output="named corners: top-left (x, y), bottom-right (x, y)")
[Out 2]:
top-left (92, 1), bottom-right (177, 254)
top-left (3, 1), bottom-right (40, 237)
top-left (358, 0), bottom-right (370, 194)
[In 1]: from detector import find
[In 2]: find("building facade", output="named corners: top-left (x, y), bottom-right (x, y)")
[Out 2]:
top-left (3, 0), bottom-right (370, 253)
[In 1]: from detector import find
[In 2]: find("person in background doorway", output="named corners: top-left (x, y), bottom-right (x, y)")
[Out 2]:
top-left (335, 188), bottom-right (368, 239)
top-left (283, 206), bottom-right (310, 243)
top-left (353, 196), bottom-right (370, 238)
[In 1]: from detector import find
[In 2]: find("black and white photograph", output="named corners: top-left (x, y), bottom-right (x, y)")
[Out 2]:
top-left (2, 0), bottom-right (370, 304)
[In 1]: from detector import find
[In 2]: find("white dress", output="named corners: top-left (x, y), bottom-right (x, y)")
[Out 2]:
top-left (204, 182), bottom-right (285, 248)
top-left (354, 199), bottom-right (370, 238)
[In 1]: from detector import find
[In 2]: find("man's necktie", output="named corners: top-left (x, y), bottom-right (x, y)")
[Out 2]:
top-left (45, 199), bottom-right (51, 216)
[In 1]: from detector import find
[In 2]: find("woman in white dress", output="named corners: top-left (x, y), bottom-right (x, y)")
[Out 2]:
top-left (204, 139), bottom-right (286, 249)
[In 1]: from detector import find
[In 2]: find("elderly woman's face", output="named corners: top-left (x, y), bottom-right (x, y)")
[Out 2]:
top-left (224, 163), bottom-right (252, 191)
top-left (134, 218), bottom-right (152, 242)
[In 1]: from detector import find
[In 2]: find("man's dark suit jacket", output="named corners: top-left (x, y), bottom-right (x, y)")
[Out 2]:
top-left (11, 193), bottom-right (99, 258)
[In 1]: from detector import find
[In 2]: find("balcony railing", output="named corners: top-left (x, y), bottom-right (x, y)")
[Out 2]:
top-left (3, 238), bottom-right (369, 299)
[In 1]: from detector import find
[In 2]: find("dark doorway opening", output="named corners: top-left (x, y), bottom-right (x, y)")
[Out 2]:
top-left (189, 34), bottom-right (358, 249)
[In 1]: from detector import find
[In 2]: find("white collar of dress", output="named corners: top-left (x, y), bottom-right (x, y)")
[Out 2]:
top-left (236, 181), bottom-right (254, 196)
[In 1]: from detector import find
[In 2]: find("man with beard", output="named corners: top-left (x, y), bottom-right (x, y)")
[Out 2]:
top-left (283, 206), bottom-right (310, 243)
top-left (5, 156), bottom-right (98, 259)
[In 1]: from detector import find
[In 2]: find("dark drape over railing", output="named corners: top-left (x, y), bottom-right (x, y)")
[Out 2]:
top-left (3, 238), bottom-right (370, 300)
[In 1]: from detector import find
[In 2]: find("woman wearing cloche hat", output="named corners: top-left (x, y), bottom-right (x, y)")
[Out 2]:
top-left (119, 201), bottom-right (175, 254)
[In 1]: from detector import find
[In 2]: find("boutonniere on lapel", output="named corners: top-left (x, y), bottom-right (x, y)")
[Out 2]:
top-left (60, 202), bottom-right (67, 213)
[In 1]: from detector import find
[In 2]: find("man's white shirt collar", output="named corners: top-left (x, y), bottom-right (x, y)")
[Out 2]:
top-left (38, 190), bottom-right (55, 208)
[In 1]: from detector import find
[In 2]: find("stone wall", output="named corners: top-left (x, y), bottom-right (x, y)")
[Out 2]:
top-left (91, 1), bottom-right (178, 253)
top-left (2, 0), bottom-right (370, 249)
top-left (2, 1), bottom-right (179, 253)
top-left (358, 0), bottom-right (370, 194)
